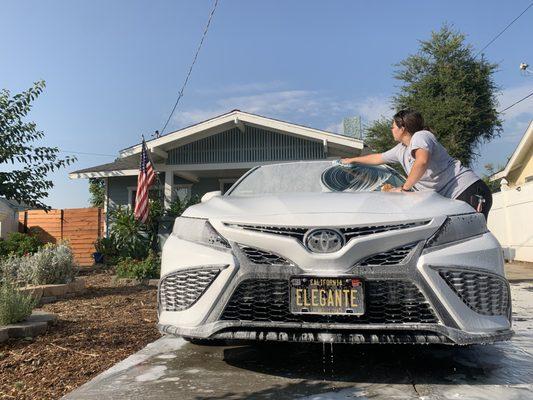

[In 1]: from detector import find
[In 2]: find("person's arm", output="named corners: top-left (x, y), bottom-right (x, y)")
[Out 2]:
top-left (402, 148), bottom-right (429, 190)
top-left (341, 153), bottom-right (385, 165)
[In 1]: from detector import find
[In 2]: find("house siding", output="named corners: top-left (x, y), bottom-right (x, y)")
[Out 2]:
top-left (512, 145), bottom-right (533, 186)
top-left (167, 126), bottom-right (326, 165)
top-left (108, 176), bottom-right (223, 209)
top-left (108, 176), bottom-right (137, 209)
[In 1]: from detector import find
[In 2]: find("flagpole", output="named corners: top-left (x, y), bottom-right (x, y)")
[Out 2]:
top-left (142, 135), bottom-right (163, 188)
top-left (141, 135), bottom-right (167, 214)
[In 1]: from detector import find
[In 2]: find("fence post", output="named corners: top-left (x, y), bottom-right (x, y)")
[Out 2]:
top-left (97, 208), bottom-right (102, 238)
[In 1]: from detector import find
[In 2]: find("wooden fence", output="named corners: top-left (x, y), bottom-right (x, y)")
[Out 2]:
top-left (19, 207), bottom-right (104, 267)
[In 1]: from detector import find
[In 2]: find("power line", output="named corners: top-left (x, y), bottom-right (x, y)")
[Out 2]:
top-left (159, 0), bottom-right (219, 136)
top-left (499, 90), bottom-right (533, 113)
top-left (474, 2), bottom-right (533, 58)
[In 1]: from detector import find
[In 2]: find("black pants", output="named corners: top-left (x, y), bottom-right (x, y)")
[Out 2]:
top-left (455, 180), bottom-right (493, 220)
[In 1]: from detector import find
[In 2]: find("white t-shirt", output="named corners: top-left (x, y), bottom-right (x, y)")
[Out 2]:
top-left (381, 130), bottom-right (480, 199)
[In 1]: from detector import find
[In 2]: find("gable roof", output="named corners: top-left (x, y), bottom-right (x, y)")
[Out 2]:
top-left (119, 109), bottom-right (364, 158)
top-left (70, 110), bottom-right (366, 179)
top-left (490, 120), bottom-right (533, 181)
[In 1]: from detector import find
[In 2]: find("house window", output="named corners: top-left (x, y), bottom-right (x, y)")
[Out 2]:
top-left (174, 184), bottom-right (193, 201)
top-left (128, 186), bottom-right (163, 209)
top-left (219, 179), bottom-right (238, 194)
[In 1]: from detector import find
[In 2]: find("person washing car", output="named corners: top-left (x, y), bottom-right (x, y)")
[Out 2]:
top-left (341, 109), bottom-right (493, 220)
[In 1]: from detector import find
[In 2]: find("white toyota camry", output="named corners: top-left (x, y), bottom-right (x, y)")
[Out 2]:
top-left (158, 160), bottom-right (512, 345)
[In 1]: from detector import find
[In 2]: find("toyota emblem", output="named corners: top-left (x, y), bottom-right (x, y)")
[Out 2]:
top-left (304, 229), bottom-right (345, 253)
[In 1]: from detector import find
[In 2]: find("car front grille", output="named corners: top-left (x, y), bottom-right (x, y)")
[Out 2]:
top-left (339, 221), bottom-right (431, 240)
top-left (220, 279), bottom-right (438, 324)
top-left (238, 245), bottom-right (295, 266)
top-left (439, 269), bottom-right (510, 316)
top-left (159, 267), bottom-right (222, 312)
top-left (356, 243), bottom-right (417, 266)
top-left (225, 220), bottom-right (431, 243)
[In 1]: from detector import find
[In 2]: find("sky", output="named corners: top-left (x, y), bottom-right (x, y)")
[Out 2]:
top-left (1, 0), bottom-right (533, 208)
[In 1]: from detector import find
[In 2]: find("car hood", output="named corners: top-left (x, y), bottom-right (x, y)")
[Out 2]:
top-left (183, 191), bottom-right (473, 225)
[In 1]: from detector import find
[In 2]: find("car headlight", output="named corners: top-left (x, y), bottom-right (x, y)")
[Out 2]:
top-left (172, 217), bottom-right (230, 249)
top-left (426, 213), bottom-right (488, 248)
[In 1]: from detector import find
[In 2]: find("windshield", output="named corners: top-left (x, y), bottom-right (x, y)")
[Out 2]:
top-left (228, 161), bottom-right (406, 196)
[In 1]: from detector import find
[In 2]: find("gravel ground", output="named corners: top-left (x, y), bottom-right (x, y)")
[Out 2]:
top-left (0, 272), bottom-right (160, 400)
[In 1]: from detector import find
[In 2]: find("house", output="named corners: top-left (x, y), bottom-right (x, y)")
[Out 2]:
top-left (0, 198), bottom-right (23, 239)
top-left (490, 120), bottom-right (533, 189)
top-left (488, 120), bottom-right (533, 262)
top-left (69, 109), bottom-right (366, 221)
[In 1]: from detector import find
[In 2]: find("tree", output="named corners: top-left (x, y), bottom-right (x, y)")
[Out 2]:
top-left (0, 81), bottom-right (76, 209)
top-left (365, 25), bottom-right (502, 167)
top-left (482, 163), bottom-right (502, 193)
top-left (89, 178), bottom-right (105, 208)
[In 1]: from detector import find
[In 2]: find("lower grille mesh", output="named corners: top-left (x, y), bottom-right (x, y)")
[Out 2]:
top-left (357, 243), bottom-right (417, 266)
top-left (221, 279), bottom-right (438, 324)
top-left (160, 267), bottom-right (222, 312)
top-left (238, 245), bottom-right (294, 266)
top-left (439, 269), bottom-right (510, 316)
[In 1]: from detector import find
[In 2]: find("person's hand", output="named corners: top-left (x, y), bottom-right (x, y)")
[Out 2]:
top-left (389, 187), bottom-right (403, 193)
top-left (340, 158), bottom-right (353, 165)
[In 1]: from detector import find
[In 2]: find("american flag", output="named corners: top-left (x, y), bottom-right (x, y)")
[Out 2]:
top-left (134, 140), bottom-right (156, 223)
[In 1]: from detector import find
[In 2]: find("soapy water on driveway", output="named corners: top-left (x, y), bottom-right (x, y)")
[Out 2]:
top-left (63, 283), bottom-right (533, 400)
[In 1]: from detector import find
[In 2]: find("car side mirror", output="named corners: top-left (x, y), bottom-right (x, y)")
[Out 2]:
top-left (201, 191), bottom-right (221, 203)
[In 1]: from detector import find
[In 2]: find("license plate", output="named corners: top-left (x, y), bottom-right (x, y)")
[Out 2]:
top-left (289, 276), bottom-right (365, 315)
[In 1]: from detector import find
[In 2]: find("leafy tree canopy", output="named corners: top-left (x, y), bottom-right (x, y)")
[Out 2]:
top-left (365, 25), bottom-right (502, 167)
top-left (89, 178), bottom-right (105, 208)
top-left (0, 81), bottom-right (76, 209)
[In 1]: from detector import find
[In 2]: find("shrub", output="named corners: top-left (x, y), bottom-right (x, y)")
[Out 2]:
top-left (108, 207), bottom-right (149, 260)
top-left (0, 255), bottom-right (25, 285)
top-left (166, 195), bottom-right (200, 218)
top-left (94, 235), bottom-right (120, 265)
top-left (21, 243), bottom-right (77, 285)
top-left (0, 242), bottom-right (77, 286)
top-left (0, 283), bottom-right (36, 325)
top-left (0, 232), bottom-right (42, 258)
top-left (115, 251), bottom-right (160, 281)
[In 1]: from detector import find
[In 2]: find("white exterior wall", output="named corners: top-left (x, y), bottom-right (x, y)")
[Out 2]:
top-left (0, 202), bottom-right (19, 239)
top-left (488, 181), bottom-right (533, 262)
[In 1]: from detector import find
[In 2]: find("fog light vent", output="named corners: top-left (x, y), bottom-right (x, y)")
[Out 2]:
top-left (439, 269), bottom-right (510, 316)
top-left (159, 266), bottom-right (224, 312)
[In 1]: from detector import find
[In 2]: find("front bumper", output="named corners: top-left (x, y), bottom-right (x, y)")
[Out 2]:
top-left (158, 219), bottom-right (513, 345)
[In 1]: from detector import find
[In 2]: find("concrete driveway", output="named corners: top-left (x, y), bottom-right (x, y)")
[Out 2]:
top-left (63, 282), bottom-right (533, 400)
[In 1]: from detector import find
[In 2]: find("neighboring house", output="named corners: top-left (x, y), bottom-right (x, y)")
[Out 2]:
top-left (69, 109), bottom-right (366, 226)
top-left (488, 120), bottom-right (533, 262)
top-left (0, 198), bottom-right (23, 239)
top-left (490, 120), bottom-right (533, 188)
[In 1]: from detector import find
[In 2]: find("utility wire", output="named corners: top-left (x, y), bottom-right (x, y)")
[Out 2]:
top-left (474, 2), bottom-right (533, 58)
top-left (159, 0), bottom-right (219, 136)
top-left (499, 90), bottom-right (533, 113)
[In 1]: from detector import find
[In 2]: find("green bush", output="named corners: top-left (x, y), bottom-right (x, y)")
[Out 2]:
top-left (166, 195), bottom-right (200, 218)
top-left (94, 235), bottom-right (120, 265)
top-left (0, 232), bottom-right (42, 258)
top-left (108, 207), bottom-right (149, 260)
top-left (0, 283), bottom-right (36, 325)
top-left (115, 251), bottom-right (160, 280)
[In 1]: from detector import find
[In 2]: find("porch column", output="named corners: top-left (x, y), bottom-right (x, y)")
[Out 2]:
top-left (164, 170), bottom-right (174, 209)
top-left (104, 177), bottom-right (109, 237)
